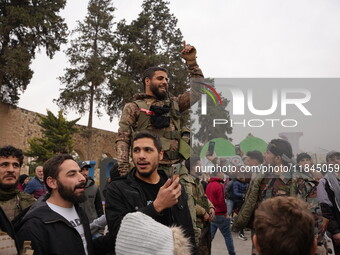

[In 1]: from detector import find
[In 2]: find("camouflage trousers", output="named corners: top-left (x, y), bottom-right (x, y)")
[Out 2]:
top-left (198, 223), bottom-right (212, 255)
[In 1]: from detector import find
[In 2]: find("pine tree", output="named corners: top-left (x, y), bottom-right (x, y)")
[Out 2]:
top-left (56, 0), bottom-right (116, 129)
top-left (25, 110), bottom-right (79, 165)
top-left (0, 0), bottom-right (67, 104)
top-left (105, 0), bottom-right (188, 117)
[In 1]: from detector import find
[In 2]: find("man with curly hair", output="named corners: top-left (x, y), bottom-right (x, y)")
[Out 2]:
top-left (0, 145), bottom-right (35, 254)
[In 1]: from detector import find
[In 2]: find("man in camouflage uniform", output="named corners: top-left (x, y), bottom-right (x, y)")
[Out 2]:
top-left (296, 152), bottom-right (323, 181)
top-left (116, 42), bottom-right (204, 176)
top-left (296, 170), bottom-right (326, 255)
top-left (0, 145), bottom-right (35, 254)
top-left (179, 156), bottom-right (215, 255)
top-left (317, 151), bottom-right (340, 255)
top-left (233, 139), bottom-right (322, 255)
top-left (296, 152), bottom-right (327, 255)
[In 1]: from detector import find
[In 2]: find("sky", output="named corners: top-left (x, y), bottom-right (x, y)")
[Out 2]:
top-left (18, 0), bottom-right (340, 153)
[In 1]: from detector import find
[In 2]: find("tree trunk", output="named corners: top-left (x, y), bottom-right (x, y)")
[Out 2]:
top-left (0, 69), bottom-right (3, 96)
top-left (88, 83), bottom-right (94, 129)
top-left (0, 42), bottom-right (8, 100)
top-left (87, 83), bottom-right (95, 159)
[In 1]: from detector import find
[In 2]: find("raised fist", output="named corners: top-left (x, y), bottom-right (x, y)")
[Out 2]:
top-left (180, 40), bottom-right (196, 62)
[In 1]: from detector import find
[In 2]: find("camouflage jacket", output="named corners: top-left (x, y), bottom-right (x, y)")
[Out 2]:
top-left (0, 191), bottom-right (35, 221)
top-left (116, 60), bottom-right (204, 175)
top-left (296, 172), bottom-right (324, 243)
top-left (179, 166), bottom-right (214, 245)
top-left (259, 172), bottom-right (297, 200)
top-left (233, 172), bottom-right (297, 231)
top-left (191, 177), bottom-right (214, 228)
top-left (233, 170), bottom-right (321, 238)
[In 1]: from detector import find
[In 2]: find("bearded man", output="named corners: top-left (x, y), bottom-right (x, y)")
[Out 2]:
top-left (116, 41), bottom-right (204, 176)
top-left (0, 145), bottom-right (35, 254)
top-left (17, 154), bottom-right (94, 255)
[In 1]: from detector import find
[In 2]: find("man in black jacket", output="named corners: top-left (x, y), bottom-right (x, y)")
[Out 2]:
top-left (105, 131), bottom-right (198, 254)
top-left (17, 154), bottom-right (94, 255)
top-left (1, 206), bottom-right (20, 254)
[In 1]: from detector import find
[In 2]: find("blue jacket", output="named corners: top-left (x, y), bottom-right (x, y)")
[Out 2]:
top-left (233, 180), bottom-right (248, 202)
top-left (24, 177), bottom-right (47, 199)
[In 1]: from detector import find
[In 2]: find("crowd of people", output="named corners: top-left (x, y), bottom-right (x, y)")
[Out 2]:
top-left (1, 42), bottom-right (340, 255)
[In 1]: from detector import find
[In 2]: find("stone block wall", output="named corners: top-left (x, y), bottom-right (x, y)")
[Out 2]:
top-left (0, 102), bottom-right (117, 172)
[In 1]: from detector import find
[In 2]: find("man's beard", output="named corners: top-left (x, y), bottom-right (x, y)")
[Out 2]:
top-left (0, 173), bottom-right (19, 191)
top-left (150, 82), bottom-right (167, 100)
top-left (57, 180), bottom-right (87, 204)
top-left (0, 181), bottom-right (18, 191)
top-left (135, 163), bottom-right (158, 178)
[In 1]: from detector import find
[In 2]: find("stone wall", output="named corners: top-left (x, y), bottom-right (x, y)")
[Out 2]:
top-left (0, 102), bottom-right (117, 168)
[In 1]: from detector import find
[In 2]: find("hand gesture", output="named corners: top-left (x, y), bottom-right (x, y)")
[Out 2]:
top-left (180, 40), bottom-right (196, 61)
top-left (153, 177), bottom-right (182, 213)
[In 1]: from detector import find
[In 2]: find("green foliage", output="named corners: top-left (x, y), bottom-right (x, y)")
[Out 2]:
top-left (0, 0), bottom-right (68, 104)
top-left (56, 0), bottom-right (116, 128)
top-left (25, 110), bottom-right (79, 165)
top-left (193, 79), bottom-right (232, 144)
top-left (106, 0), bottom-right (188, 118)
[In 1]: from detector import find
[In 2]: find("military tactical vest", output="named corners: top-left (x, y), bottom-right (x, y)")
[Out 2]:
top-left (133, 99), bottom-right (191, 161)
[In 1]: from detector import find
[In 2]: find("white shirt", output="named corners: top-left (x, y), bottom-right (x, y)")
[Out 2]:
top-left (47, 201), bottom-right (88, 255)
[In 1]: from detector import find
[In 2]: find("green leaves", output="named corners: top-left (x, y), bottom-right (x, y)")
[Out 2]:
top-left (56, 0), bottom-right (116, 128)
top-left (105, 0), bottom-right (188, 117)
top-left (2, 0), bottom-right (191, 127)
top-left (25, 110), bottom-right (79, 165)
top-left (0, 0), bottom-right (68, 104)
top-left (57, 0), bottom-right (188, 125)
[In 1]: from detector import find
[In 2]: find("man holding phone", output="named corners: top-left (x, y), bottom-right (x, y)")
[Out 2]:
top-left (105, 131), bottom-right (198, 254)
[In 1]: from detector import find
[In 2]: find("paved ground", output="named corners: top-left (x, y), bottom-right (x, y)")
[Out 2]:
top-left (211, 229), bottom-right (252, 255)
